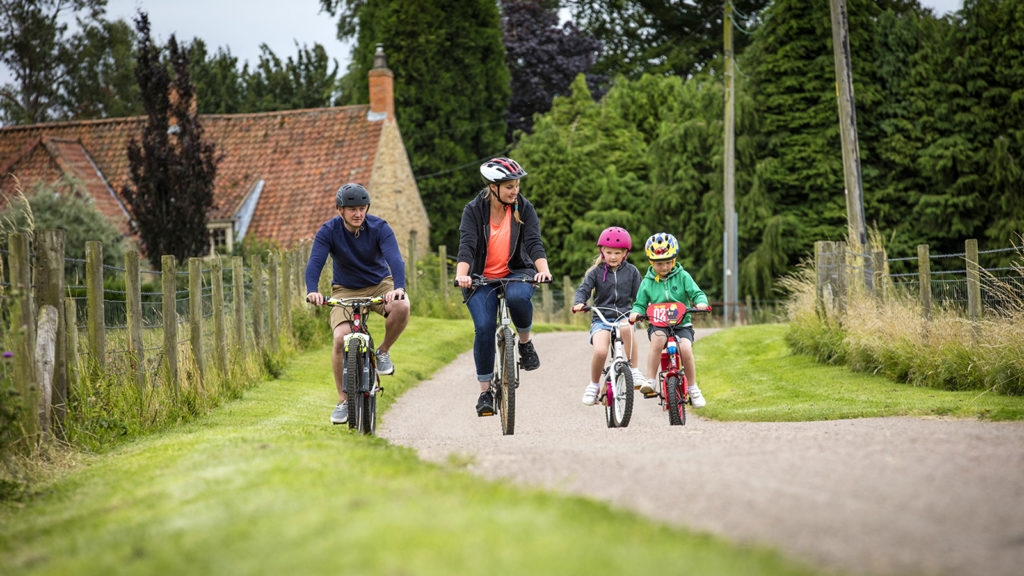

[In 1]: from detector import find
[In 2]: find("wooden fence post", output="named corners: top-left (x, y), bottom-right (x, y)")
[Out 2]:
top-left (268, 252), bottom-right (279, 354)
top-left (65, 297), bottom-right (79, 386)
top-left (35, 305), bottom-right (58, 442)
top-left (125, 249), bottom-right (145, 394)
top-left (917, 244), bottom-right (932, 323)
top-left (189, 257), bottom-right (206, 383)
top-left (438, 245), bottom-right (448, 303)
top-left (407, 231), bottom-right (418, 294)
top-left (562, 275), bottom-right (574, 325)
top-left (872, 250), bottom-right (886, 303)
top-left (85, 241), bottom-right (104, 379)
top-left (966, 238), bottom-right (982, 325)
top-left (252, 255), bottom-right (265, 353)
top-left (541, 282), bottom-right (552, 323)
top-left (162, 255), bottom-right (179, 395)
top-left (232, 256), bottom-right (246, 357)
top-left (815, 241), bottom-right (832, 312)
top-left (835, 241), bottom-right (847, 317)
top-left (212, 256), bottom-right (227, 374)
top-left (280, 251), bottom-right (292, 335)
top-left (8, 232), bottom-right (38, 452)
top-left (35, 230), bottom-right (67, 434)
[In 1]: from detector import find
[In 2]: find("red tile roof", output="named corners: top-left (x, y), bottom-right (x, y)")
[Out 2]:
top-left (0, 105), bottom-right (383, 248)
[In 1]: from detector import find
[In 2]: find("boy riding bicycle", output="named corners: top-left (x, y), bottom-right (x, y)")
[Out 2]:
top-left (628, 233), bottom-right (710, 407)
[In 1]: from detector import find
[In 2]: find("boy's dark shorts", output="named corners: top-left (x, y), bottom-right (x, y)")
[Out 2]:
top-left (647, 324), bottom-right (695, 343)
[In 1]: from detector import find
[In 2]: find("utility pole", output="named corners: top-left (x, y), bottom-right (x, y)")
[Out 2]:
top-left (723, 1), bottom-right (738, 326)
top-left (829, 0), bottom-right (867, 249)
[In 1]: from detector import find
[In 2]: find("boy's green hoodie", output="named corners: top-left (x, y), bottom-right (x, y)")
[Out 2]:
top-left (631, 262), bottom-right (709, 325)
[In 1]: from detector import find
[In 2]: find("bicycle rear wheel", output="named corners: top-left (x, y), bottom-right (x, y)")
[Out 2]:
top-left (666, 374), bottom-right (685, 426)
top-left (499, 327), bottom-right (516, 435)
top-left (344, 344), bottom-right (362, 430)
top-left (605, 362), bottom-right (634, 428)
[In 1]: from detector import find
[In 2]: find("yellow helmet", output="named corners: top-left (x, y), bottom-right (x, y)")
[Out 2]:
top-left (645, 233), bottom-right (678, 261)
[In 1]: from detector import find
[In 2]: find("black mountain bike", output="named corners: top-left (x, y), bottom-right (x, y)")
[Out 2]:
top-left (324, 296), bottom-right (384, 435)
top-left (457, 275), bottom-right (547, 435)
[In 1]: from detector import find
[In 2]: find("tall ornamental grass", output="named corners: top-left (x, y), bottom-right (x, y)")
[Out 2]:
top-left (783, 242), bottom-right (1024, 396)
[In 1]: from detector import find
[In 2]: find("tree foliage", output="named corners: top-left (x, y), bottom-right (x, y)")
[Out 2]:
top-left (500, 0), bottom-right (603, 142)
top-left (0, 0), bottom-right (106, 124)
top-left (121, 12), bottom-right (218, 266)
top-left (325, 0), bottom-right (509, 250)
top-left (565, 0), bottom-right (769, 80)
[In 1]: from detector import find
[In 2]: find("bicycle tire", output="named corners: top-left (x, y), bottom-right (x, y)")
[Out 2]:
top-left (499, 327), bottom-right (516, 435)
top-left (357, 349), bottom-right (377, 435)
top-left (606, 362), bottom-right (634, 428)
top-left (344, 344), bottom-right (362, 430)
top-left (666, 374), bottom-right (685, 426)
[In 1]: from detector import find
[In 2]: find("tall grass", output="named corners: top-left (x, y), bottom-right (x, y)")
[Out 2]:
top-left (783, 237), bottom-right (1024, 396)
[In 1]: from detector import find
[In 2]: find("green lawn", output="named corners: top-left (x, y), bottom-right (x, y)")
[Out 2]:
top-left (0, 317), bottom-right (826, 576)
top-left (697, 323), bottom-right (1024, 421)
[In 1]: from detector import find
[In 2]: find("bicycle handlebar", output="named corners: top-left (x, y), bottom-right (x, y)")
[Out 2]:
top-left (453, 275), bottom-right (552, 288)
top-left (632, 305), bottom-right (712, 324)
top-left (572, 305), bottom-right (631, 326)
top-left (321, 296), bottom-right (386, 307)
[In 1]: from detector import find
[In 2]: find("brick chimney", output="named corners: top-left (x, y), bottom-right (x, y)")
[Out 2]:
top-left (368, 44), bottom-right (394, 121)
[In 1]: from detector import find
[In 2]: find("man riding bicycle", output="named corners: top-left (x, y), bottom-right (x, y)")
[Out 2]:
top-left (305, 183), bottom-right (410, 424)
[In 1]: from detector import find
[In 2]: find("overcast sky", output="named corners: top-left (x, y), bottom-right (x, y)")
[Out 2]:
top-left (0, 0), bottom-right (965, 94)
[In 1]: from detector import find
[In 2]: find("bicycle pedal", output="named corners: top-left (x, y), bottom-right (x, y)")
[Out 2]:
top-left (642, 392), bottom-right (659, 399)
top-left (477, 410), bottom-right (495, 417)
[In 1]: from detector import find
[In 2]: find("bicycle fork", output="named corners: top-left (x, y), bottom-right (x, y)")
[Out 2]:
top-left (343, 332), bottom-right (377, 394)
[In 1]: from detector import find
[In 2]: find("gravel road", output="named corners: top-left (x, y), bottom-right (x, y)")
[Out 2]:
top-left (378, 329), bottom-right (1024, 576)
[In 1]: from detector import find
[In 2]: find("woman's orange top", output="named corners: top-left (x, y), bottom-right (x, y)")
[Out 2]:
top-left (483, 207), bottom-right (512, 277)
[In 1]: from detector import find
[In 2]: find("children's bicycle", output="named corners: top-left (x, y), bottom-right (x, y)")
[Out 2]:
top-left (456, 275), bottom-right (548, 436)
top-left (323, 296), bottom-right (384, 435)
top-left (636, 302), bottom-right (711, 426)
top-left (573, 305), bottom-right (635, 428)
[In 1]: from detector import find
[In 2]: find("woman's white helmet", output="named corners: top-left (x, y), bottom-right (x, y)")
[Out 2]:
top-left (480, 157), bottom-right (527, 184)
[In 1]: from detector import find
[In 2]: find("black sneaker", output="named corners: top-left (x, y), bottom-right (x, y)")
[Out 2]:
top-left (476, 390), bottom-right (495, 417)
top-left (519, 340), bottom-right (540, 371)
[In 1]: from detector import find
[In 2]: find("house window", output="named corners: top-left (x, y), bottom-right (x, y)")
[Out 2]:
top-left (208, 224), bottom-right (234, 255)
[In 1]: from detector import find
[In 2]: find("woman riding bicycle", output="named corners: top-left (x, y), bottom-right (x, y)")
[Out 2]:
top-left (454, 157), bottom-right (552, 417)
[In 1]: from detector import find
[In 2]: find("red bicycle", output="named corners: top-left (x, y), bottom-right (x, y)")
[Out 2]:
top-left (637, 302), bottom-right (711, 426)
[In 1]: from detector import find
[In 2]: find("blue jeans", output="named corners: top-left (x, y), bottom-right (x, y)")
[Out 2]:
top-left (466, 276), bottom-right (536, 382)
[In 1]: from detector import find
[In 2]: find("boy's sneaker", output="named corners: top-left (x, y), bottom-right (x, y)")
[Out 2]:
top-left (581, 382), bottom-right (600, 406)
top-left (519, 341), bottom-right (540, 371)
top-left (630, 367), bottom-right (645, 390)
top-left (639, 376), bottom-right (656, 395)
top-left (330, 402), bottom-right (348, 425)
top-left (376, 349), bottom-right (395, 375)
top-left (688, 383), bottom-right (706, 408)
top-left (476, 390), bottom-right (495, 417)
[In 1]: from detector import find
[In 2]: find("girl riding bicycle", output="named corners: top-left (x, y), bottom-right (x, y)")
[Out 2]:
top-left (571, 226), bottom-right (644, 405)
top-left (628, 233), bottom-right (710, 407)
top-left (454, 157), bottom-right (552, 417)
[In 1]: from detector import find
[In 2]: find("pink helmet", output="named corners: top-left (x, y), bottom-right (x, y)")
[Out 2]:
top-left (597, 226), bottom-right (632, 251)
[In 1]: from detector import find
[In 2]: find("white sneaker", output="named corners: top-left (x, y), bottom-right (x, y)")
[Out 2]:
top-left (639, 377), bottom-right (656, 395)
top-left (582, 382), bottom-right (600, 405)
top-left (689, 383), bottom-right (706, 408)
top-left (630, 367), bottom-right (644, 390)
top-left (330, 401), bottom-right (348, 424)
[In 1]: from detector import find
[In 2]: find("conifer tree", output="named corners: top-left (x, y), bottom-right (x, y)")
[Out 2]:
top-left (122, 12), bottom-right (218, 266)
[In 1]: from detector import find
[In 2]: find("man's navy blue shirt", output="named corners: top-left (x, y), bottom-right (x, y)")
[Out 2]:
top-left (304, 214), bottom-right (406, 293)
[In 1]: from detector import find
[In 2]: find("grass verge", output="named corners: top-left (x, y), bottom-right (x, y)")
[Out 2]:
top-left (0, 317), bottom-right (827, 576)
top-left (697, 324), bottom-right (1024, 421)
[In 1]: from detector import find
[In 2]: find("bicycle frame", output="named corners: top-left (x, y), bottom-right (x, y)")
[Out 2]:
top-left (325, 297), bottom-right (383, 434)
top-left (577, 305), bottom-right (635, 428)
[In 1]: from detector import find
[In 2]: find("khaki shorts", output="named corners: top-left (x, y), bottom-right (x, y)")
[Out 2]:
top-left (330, 277), bottom-right (394, 330)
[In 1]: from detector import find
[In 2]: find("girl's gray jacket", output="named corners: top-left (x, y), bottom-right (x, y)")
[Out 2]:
top-left (573, 261), bottom-right (643, 324)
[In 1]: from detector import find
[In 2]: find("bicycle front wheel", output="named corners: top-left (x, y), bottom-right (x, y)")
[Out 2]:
top-left (605, 362), bottom-right (634, 428)
top-left (344, 344), bottom-right (363, 430)
top-left (499, 327), bottom-right (516, 435)
top-left (666, 374), bottom-right (685, 426)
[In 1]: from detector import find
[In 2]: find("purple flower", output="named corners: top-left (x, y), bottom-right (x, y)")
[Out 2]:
top-left (2, 352), bottom-right (12, 358)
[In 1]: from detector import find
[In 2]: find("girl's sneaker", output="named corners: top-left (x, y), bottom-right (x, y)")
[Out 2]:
top-left (581, 382), bottom-right (600, 405)
top-left (630, 367), bottom-right (645, 390)
top-left (688, 383), bottom-right (706, 408)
